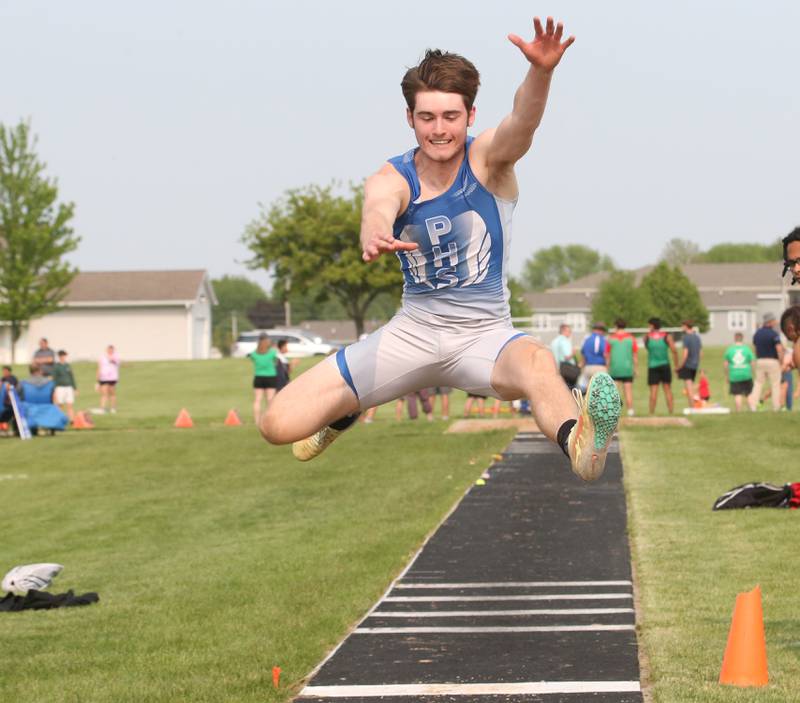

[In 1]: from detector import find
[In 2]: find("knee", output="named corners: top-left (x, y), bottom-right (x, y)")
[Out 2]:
top-left (259, 406), bottom-right (291, 445)
top-left (531, 345), bottom-right (558, 374)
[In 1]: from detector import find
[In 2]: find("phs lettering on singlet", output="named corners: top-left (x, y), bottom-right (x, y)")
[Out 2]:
top-left (399, 213), bottom-right (492, 290)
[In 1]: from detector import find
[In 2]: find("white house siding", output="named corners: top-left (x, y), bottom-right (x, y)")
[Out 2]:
top-left (22, 306), bottom-right (192, 362)
top-left (190, 298), bottom-right (211, 359)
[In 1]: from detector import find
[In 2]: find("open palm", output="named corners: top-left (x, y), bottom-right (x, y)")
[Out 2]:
top-left (508, 16), bottom-right (574, 72)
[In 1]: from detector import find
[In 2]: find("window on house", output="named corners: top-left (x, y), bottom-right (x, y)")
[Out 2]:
top-left (531, 314), bottom-right (552, 331)
top-left (565, 313), bottom-right (586, 332)
top-left (727, 311), bottom-right (747, 331)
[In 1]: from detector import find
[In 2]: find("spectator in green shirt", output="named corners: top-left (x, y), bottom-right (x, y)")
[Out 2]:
top-left (723, 333), bottom-right (755, 412)
top-left (53, 350), bottom-right (77, 422)
top-left (249, 334), bottom-right (278, 424)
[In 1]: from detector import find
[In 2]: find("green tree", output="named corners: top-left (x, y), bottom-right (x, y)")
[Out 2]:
top-left (659, 237), bottom-right (701, 266)
top-left (211, 275), bottom-right (269, 355)
top-left (696, 240), bottom-right (782, 263)
top-left (639, 262), bottom-right (709, 331)
top-left (590, 270), bottom-right (653, 329)
top-left (522, 244), bottom-right (615, 291)
top-left (243, 184), bottom-right (402, 338)
top-left (0, 121), bottom-right (80, 361)
top-left (508, 276), bottom-right (532, 318)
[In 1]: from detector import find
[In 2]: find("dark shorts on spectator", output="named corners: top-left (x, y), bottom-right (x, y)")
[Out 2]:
top-left (253, 375), bottom-right (277, 389)
top-left (730, 380), bottom-right (754, 396)
top-left (648, 365), bottom-right (672, 386)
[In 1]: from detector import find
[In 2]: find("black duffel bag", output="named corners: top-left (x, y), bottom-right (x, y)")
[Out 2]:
top-left (559, 362), bottom-right (581, 385)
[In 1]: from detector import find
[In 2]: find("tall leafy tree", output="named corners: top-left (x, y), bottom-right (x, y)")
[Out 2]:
top-left (640, 262), bottom-right (709, 331)
top-left (508, 275), bottom-right (533, 318)
top-left (210, 275), bottom-right (269, 355)
top-left (659, 237), bottom-right (701, 266)
top-left (522, 244), bottom-right (615, 291)
top-left (243, 184), bottom-right (402, 338)
top-left (0, 121), bottom-right (80, 361)
top-left (696, 240), bottom-right (782, 263)
top-left (590, 270), bottom-right (653, 329)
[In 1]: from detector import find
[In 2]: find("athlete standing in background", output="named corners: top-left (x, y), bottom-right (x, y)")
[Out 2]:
top-left (260, 17), bottom-right (621, 481)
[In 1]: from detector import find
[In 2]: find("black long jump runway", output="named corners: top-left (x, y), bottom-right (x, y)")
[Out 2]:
top-left (295, 432), bottom-right (642, 702)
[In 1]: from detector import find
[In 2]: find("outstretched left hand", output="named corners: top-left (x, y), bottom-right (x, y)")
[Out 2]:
top-left (508, 16), bottom-right (575, 72)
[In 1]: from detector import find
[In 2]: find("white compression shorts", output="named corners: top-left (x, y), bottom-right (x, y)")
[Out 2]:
top-left (328, 310), bottom-right (529, 410)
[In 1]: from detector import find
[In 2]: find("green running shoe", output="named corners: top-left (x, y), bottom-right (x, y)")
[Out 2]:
top-left (568, 372), bottom-right (622, 481)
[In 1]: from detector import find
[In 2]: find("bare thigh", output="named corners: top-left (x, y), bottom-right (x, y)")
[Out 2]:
top-left (259, 358), bottom-right (358, 445)
top-left (490, 336), bottom-right (576, 440)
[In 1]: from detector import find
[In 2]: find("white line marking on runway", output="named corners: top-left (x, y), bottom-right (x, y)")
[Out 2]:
top-left (355, 624), bottom-right (636, 633)
top-left (396, 580), bottom-right (632, 588)
top-left (300, 680), bottom-right (642, 697)
top-left (370, 608), bottom-right (635, 617)
top-left (384, 593), bottom-right (632, 602)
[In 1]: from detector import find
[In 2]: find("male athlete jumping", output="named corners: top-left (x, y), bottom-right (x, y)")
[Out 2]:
top-left (260, 17), bottom-right (621, 481)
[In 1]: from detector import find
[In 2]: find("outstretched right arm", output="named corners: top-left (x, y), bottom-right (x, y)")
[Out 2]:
top-left (361, 164), bottom-right (417, 262)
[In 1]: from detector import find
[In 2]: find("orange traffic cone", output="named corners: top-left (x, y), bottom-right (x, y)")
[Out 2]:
top-left (719, 585), bottom-right (768, 687)
top-left (72, 411), bottom-right (92, 429)
top-left (272, 666), bottom-right (281, 688)
top-left (174, 408), bottom-right (194, 428)
top-left (224, 409), bottom-right (242, 426)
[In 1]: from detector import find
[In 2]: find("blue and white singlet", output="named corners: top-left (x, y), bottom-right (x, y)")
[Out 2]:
top-left (388, 136), bottom-right (516, 326)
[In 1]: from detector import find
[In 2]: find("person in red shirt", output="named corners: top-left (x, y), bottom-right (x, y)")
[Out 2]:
top-left (605, 319), bottom-right (639, 416)
top-left (697, 370), bottom-right (711, 402)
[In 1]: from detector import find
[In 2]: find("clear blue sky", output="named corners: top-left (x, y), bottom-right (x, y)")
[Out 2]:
top-left (2, 0), bottom-right (798, 291)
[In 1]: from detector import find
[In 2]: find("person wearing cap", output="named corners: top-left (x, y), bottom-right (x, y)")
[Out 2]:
top-left (748, 312), bottom-right (784, 411)
top-left (579, 322), bottom-right (608, 390)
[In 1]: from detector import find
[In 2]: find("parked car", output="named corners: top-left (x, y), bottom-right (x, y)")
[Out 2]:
top-left (231, 329), bottom-right (337, 359)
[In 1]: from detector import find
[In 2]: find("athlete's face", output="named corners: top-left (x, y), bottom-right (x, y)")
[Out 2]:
top-left (407, 91), bottom-right (475, 163)
top-left (786, 241), bottom-right (800, 283)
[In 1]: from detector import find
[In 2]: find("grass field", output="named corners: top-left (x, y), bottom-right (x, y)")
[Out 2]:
top-left (2, 350), bottom-right (797, 702)
top-left (623, 414), bottom-right (800, 703)
top-left (1, 356), bottom-right (515, 701)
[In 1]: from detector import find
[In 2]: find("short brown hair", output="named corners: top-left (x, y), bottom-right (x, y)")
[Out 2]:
top-left (401, 50), bottom-right (480, 112)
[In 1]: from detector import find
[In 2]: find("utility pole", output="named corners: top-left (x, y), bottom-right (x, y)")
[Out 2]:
top-left (284, 277), bottom-right (292, 327)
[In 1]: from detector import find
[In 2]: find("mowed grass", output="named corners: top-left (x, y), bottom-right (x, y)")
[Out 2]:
top-left (1, 357), bottom-right (514, 702)
top-left (619, 345), bottom-right (782, 417)
top-left (4, 348), bottom-right (796, 701)
top-left (622, 413), bottom-right (800, 702)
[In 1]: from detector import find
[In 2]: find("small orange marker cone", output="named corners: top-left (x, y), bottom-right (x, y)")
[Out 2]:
top-left (272, 666), bottom-right (281, 688)
top-left (72, 411), bottom-right (92, 429)
top-left (174, 408), bottom-right (194, 428)
top-left (224, 409), bottom-right (242, 426)
top-left (719, 585), bottom-right (768, 687)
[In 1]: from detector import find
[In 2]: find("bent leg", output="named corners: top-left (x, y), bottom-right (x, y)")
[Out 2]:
top-left (259, 358), bottom-right (358, 445)
top-left (490, 337), bottom-right (576, 441)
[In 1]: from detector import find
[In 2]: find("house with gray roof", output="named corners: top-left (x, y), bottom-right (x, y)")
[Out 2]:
top-left (1, 269), bottom-right (217, 363)
top-left (523, 262), bottom-right (791, 346)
